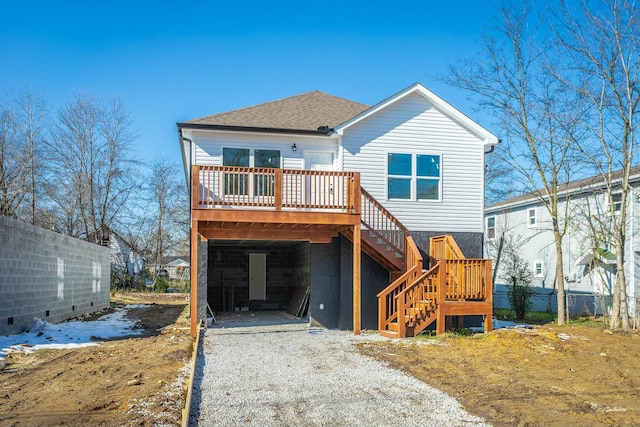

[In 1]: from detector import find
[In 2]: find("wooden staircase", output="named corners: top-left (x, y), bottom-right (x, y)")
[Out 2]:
top-left (344, 188), bottom-right (493, 339)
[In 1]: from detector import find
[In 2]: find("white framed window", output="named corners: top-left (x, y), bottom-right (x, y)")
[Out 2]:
top-left (222, 147), bottom-right (281, 196)
top-left (611, 192), bottom-right (622, 213)
top-left (486, 216), bottom-right (496, 240)
top-left (527, 208), bottom-right (537, 228)
top-left (387, 153), bottom-right (441, 201)
top-left (534, 260), bottom-right (543, 277)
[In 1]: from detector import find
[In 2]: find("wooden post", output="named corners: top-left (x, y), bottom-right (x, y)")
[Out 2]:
top-left (436, 261), bottom-right (446, 335)
top-left (353, 223), bottom-right (361, 335)
top-left (190, 219), bottom-right (198, 337)
top-left (485, 259), bottom-right (493, 333)
top-left (192, 165), bottom-right (200, 208)
top-left (352, 174), bottom-right (361, 214)
top-left (274, 169), bottom-right (283, 211)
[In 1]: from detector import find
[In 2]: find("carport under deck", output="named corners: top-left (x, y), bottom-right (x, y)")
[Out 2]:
top-left (189, 166), bottom-right (364, 335)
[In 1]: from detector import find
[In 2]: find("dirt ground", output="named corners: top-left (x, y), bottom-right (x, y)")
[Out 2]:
top-left (2, 294), bottom-right (639, 427)
top-left (359, 323), bottom-right (640, 427)
top-left (0, 292), bottom-right (194, 427)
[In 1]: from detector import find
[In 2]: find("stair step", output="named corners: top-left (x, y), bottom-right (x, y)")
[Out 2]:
top-left (387, 322), bottom-right (399, 332)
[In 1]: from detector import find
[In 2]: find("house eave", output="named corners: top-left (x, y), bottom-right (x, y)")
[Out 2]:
top-left (177, 122), bottom-right (334, 137)
top-left (485, 171), bottom-right (640, 213)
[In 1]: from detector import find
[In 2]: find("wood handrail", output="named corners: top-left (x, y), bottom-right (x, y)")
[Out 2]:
top-left (377, 236), bottom-right (422, 332)
top-left (378, 233), bottom-right (493, 337)
top-left (360, 187), bottom-right (410, 260)
top-left (192, 165), bottom-right (360, 213)
top-left (430, 234), bottom-right (465, 261)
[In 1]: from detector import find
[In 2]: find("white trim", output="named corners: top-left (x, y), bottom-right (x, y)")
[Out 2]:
top-left (335, 83), bottom-right (499, 148)
top-left (486, 216), bottom-right (496, 240)
top-left (527, 208), bottom-right (537, 228)
top-left (385, 150), bottom-right (442, 202)
top-left (534, 260), bottom-right (544, 277)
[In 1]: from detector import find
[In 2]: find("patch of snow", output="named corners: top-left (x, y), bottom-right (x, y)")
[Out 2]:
top-left (470, 318), bottom-right (533, 333)
top-left (0, 305), bottom-right (145, 365)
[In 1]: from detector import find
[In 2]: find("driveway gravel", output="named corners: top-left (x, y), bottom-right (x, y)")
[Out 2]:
top-left (189, 312), bottom-right (489, 427)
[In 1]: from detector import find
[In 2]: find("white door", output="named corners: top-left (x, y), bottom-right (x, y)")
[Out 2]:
top-left (249, 253), bottom-right (266, 301)
top-left (304, 152), bottom-right (337, 206)
top-left (305, 152), bottom-right (334, 171)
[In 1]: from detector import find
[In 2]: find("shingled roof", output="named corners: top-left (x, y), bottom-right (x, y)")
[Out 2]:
top-left (183, 90), bottom-right (370, 133)
top-left (486, 165), bottom-right (640, 209)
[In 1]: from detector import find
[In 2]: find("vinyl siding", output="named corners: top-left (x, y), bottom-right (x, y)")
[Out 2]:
top-left (192, 131), bottom-right (338, 169)
top-left (341, 93), bottom-right (485, 233)
top-left (485, 190), bottom-right (639, 295)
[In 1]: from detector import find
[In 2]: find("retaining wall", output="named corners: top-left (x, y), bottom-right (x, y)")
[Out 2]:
top-left (0, 215), bottom-right (110, 336)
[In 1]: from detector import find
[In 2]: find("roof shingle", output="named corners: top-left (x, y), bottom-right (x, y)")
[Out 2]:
top-left (185, 90), bottom-right (369, 132)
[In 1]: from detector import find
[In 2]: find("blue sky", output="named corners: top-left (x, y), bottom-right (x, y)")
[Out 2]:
top-left (1, 1), bottom-right (497, 169)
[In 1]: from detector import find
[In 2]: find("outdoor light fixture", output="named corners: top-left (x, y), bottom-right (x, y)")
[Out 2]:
top-left (292, 143), bottom-right (297, 152)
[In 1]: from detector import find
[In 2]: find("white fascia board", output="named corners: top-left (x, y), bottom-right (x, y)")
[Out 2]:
top-left (334, 82), bottom-right (499, 148)
top-left (188, 127), bottom-right (341, 141)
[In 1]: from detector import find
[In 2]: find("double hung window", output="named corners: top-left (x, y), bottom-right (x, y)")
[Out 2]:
top-left (387, 153), bottom-right (441, 201)
top-left (486, 216), bottom-right (496, 240)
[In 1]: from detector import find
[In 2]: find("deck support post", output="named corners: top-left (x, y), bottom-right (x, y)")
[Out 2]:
top-left (353, 223), bottom-right (361, 335)
top-left (190, 219), bottom-right (199, 337)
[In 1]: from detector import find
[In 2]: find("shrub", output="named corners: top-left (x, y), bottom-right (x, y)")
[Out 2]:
top-left (155, 277), bottom-right (171, 293)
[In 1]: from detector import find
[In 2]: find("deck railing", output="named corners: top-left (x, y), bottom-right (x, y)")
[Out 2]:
top-left (360, 187), bottom-right (409, 259)
top-left (193, 165), bottom-right (360, 213)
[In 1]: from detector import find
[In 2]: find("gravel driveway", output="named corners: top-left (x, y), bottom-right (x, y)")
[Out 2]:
top-left (189, 312), bottom-right (489, 427)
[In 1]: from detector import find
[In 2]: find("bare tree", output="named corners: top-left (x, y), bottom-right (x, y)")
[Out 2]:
top-left (10, 89), bottom-right (49, 225)
top-left (48, 91), bottom-right (139, 240)
top-left (143, 155), bottom-right (189, 276)
top-left (485, 153), bottom-right (516, 205)
top-left (553, 0), bottom-right (640, 329)
top-left (0, 102), bottom-right (26, 217)
top-left (448, 0), bottom-right (582, 324)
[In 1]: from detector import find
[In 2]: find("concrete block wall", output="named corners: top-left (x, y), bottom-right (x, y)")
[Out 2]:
top-left (0, 216), bottom-right (110, 336)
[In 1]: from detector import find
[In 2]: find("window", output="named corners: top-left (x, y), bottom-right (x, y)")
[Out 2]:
top-left (416, 154), bottom-right (440, 200)
top-left (254, 149), bottom-right (280, 196)
top-left (611, 193), bottom-right (622, 213)
top-left (223, 148), bottom-right (250, 195)
top-left (387, 153), bottom-right (412, 199)
top-left (387, 153), bottom-right (440, 200)
top-left (222, 148), bottom-right (281, 196)
top-left (486, 216), bottom-right (496, 240)
top-left (527, 208), bottom-right (537, 228)
top-left (534, 260), bottom-right (544, 277)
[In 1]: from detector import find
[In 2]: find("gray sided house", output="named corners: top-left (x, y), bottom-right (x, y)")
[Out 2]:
top-left (179, 83), bottom-right (499, 337)
top-left (485, 166), bottom-right (640, 317)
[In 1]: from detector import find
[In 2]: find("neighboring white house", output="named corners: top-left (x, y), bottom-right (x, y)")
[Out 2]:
top-left (178, 83), bottom-right (499, 331)
top-left (161, 256), bottom-right (190, 280)
top-left (484, 167), bottom-right (640, 317)
top-left (95, 227), bottom-right (146, 285)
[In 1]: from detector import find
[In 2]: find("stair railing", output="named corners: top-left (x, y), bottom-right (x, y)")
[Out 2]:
top-left (396, 263), bottom-right (439, 337)
top-left (360, 187), bottom-right (409, 260)
top-left (377, 236), bottom-right (422, 333)
top-left (430, 234), bottom-right (464, 261)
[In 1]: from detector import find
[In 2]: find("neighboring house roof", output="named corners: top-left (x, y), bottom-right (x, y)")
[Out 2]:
top-left (575, 247), bottom-right (617, 266)
top-left (160, 256), bottom-right (190, 267)
top-left (179, 90), bottom-right (369, 134)
top-left (486, 165), bottom-right (640, 211)
top-left (335, 83), bottom-right (499, 148)
top-left (167, 258), bottom-right (190, 268)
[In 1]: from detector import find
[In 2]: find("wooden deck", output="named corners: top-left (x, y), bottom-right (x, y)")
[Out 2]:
top-left (188, 165), bottom-right (493, 338)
